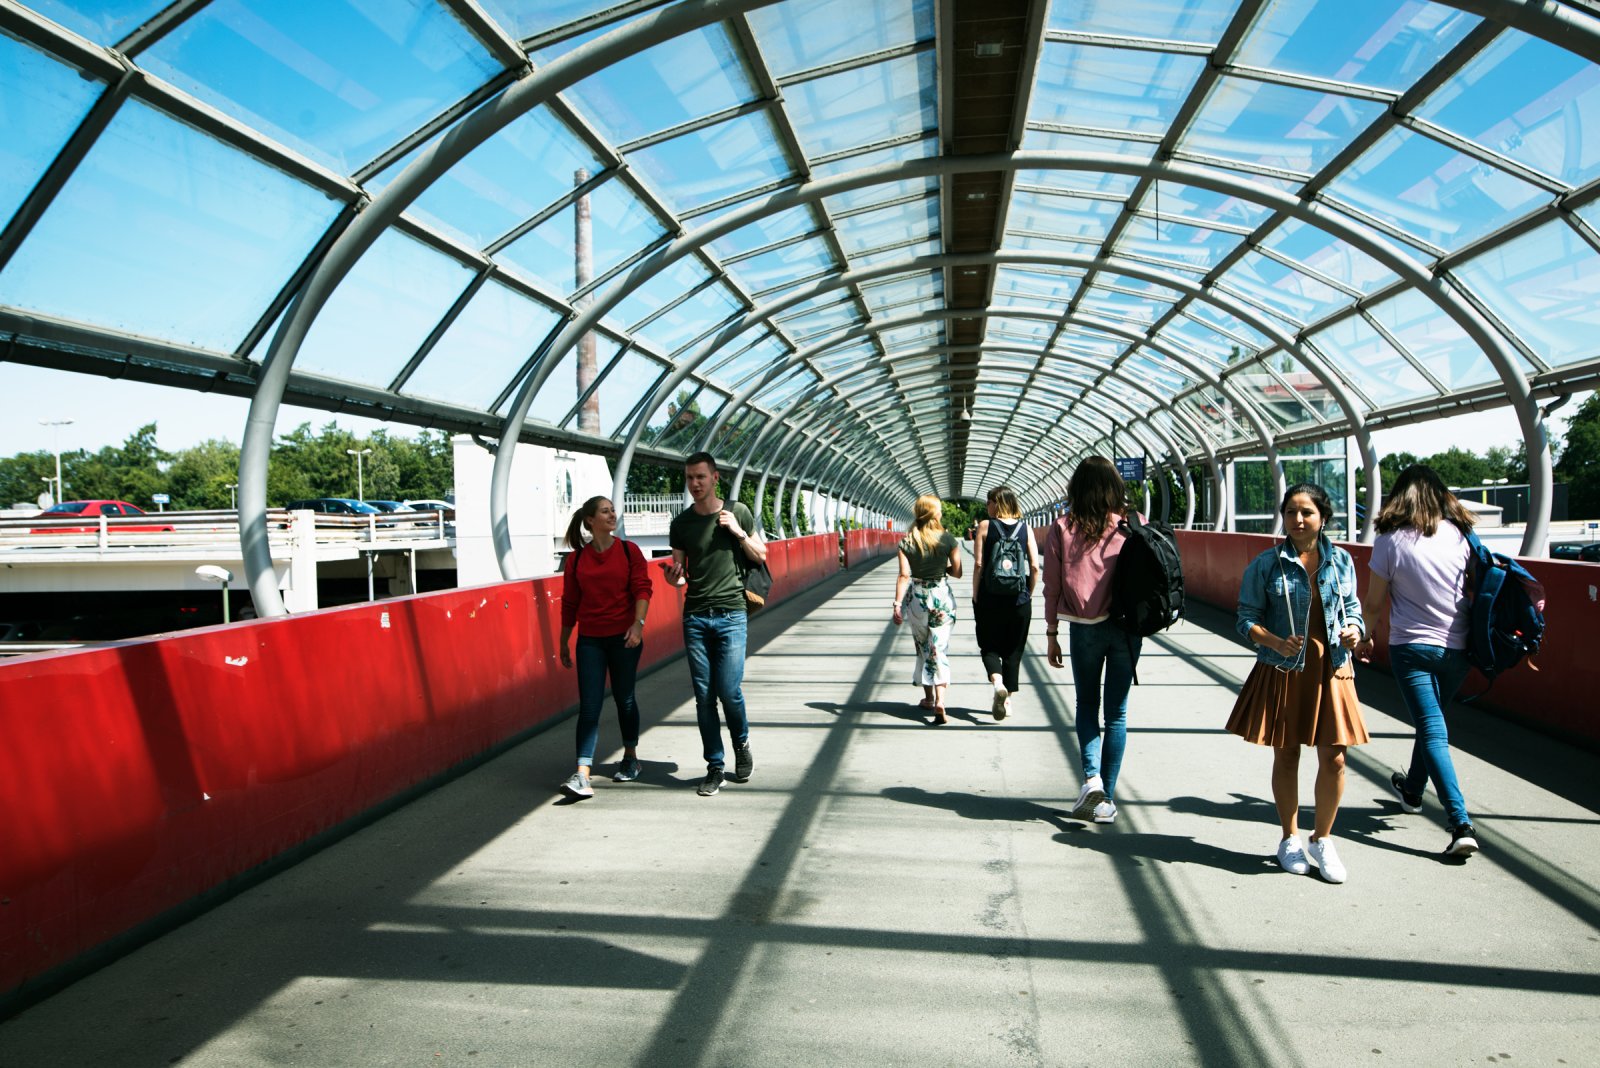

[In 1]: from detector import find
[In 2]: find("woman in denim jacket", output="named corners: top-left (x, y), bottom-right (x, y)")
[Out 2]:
top-left (1226, 483), bottom-right (1368, 884)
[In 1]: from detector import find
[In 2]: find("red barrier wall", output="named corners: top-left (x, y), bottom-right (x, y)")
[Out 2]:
top-left (0, 535), bottom-right (839, 1003)
top-left (1175, 530), bottom-right (1600, 743)
top-left (843, 528), bottom-right (901, 568)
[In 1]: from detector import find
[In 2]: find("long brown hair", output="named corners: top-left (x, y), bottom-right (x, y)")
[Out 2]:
top-left (909, 493), bottom-right (945, 553)
top-left (564, 495), bottom-right (609, 551)
top-left (987, 485), bottom-right (1021, 520)
top-left (1374, 465), bottom-right (1476, 536)
top-left (1065, 457), bottom-right (1126, 545)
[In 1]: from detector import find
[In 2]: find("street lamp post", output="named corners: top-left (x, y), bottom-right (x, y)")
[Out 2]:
top-left (347, 447), bottom-right (373, 501)
top-left (226, 482), bottom-right (239, 510)
top-left (39, 418), bottom-right (73, 505)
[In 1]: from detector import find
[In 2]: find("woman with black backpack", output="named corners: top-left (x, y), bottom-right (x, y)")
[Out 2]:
top-left (1042, 458), bottom-right (1138, 825)
top-left (1358, 465), bottom-right (1496, 859)
top-left (971, 486), bottom-right (1040, 721)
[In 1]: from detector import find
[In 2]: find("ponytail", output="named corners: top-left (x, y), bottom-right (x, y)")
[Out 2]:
top-left (565, 495), bottom-right (608, 551)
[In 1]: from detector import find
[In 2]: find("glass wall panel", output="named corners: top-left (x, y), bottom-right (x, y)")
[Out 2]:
top-left (1, 99), bottom-right (343, 353)
top-left (526, 334), bottom-right (618, 426)
top-left (1257, 218), bottom-right (1396, 294)
top-left (610, 257), bottom-right (711, 331)
top-left (734, 235), bottom-right (837, 293)
top-left (410, 108), bottom-right (601, 250)
top-left (27, 1), bottom-right (170, 44)
top-left (748, 0), bottom-right (931, 77)
top-left (559, 24), bottom-right (754, 145)
top-left (710, 206), bottom-right (819, 261)
top-left (1321, 128), bottom-right (1547, 253)
top-left (591, 350), bottom-right (666, 436)
top-left (784, 53), bottom-right (935, 160)
top-left (712, 407), bottom-right (767, 462)
top-left (141, 0), bottom-right (502, 173)
top-left (500, 178), bottom-right (667, 296)
top-left (1111, 216), bottom-right (1244, 272)
top-left (833, 198), bottom-right (937, 256)
top-left (992, 266), bottom-right (1084, 309)
top-left (708, 332), bottom-right (789, 391)
top-left (1135, 179), bottom-right (1280, 229)
top-left (626, 110), bottom-right (794, 215)
top-left (1303, 317), bottom-right (1431, 405)
top-left (636, 282), bottom-right (744, 357)
top-left (1368, 288), bottom-right (1516, 390)
top-left (1233, 0), bottom-right (1477, 91)
top-left (1451, 219), bottom-right (1600, 369)
top-left (1415, 31), bottom-right (1600, 189)
top-left (1180, 78), bottom-right (1386, 175)
top-left (644, 383), bottom-right (726, 449)
top-left (401, 280), bottom-right (561, 409)
top-left (0, 33), bottom-right (103, 233)
top-left (475, 0), bottom-right (616, 41)
top-left (291, 229), bottom-right (474, 384)
top-left (1217, 252), bottom-right (1350, 326)
top-left (1031, 43), bottom-right (1202, 135)
top-left (1047, 0), bottom-right (1234, 46)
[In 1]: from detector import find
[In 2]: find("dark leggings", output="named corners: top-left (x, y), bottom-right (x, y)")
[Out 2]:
top-left (574, 632), bottom-right (643, 765)
top-left (974, 596), bottom-right (1031, 691)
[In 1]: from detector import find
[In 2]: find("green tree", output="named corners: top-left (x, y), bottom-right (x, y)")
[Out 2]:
top-left (1556, 393), bottom-right (1600, 518)
top-left (0, 450), bottom-right (56, 508)
top-left (165, 438), bottom-right (241, 509)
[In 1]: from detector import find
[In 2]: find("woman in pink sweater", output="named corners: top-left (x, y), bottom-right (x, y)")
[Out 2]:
top-left (557, 496), bottom-right (653, 800)
top-left (1042, 457), bottom-right (1136, 825)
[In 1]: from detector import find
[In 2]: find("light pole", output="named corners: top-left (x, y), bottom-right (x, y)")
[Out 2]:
top-left (226, 482), bottom-right (239, 510)
top-left (346, 447), bottom-right (372, 501)
top-left (39, 418), bottom-right (73, 505)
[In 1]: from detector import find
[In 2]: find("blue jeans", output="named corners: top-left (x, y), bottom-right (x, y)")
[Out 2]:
top-left (574, 633), bottom-right (643, 765)
top-left (684, 610), bottom-right (750, 771)
top-left (1069, 620), bottom-right (1140, 801)
top-left (1390, 643), bottom-right (1472, 827)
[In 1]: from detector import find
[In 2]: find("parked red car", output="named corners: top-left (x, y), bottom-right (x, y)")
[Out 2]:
top-left (32, 500), bottom-right (176, 533)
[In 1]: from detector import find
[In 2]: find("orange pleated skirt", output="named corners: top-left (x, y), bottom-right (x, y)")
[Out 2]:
top-left (1226, 593), bottom-right (1369, 748)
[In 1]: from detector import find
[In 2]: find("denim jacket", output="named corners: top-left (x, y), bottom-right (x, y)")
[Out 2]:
top-left (1235, 533), bottom-right (1364, 673)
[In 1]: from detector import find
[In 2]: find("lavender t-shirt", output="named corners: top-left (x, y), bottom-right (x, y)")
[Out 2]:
top-left (1369, 524), bottom-right (1471, 649)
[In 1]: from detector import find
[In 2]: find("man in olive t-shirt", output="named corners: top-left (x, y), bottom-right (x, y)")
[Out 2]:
top-left (668, 452), bottom-right (768, 797)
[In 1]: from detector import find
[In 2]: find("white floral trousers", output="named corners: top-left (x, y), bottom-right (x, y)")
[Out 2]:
top-left (904, 578), bottom-right (957, 686)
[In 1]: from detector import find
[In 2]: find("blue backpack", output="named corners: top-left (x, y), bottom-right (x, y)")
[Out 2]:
top-left (1463, 529), bottom-right (1546, 689)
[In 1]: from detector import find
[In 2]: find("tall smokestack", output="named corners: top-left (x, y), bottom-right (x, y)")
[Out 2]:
top-left (574, 168), bottom-right (600, 434)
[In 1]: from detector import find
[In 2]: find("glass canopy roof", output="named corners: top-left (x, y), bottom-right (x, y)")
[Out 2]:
top-left (2, 0), bottom-right (1598, 517)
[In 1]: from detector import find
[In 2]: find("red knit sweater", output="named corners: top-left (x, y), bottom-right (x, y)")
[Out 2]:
top-left (561, 538), bottom-right (653, 637)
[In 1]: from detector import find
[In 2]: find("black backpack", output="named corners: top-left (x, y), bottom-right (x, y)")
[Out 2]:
top-left (1107, 515), bottom-right (1184, 683)
top-left (1462, 529), bottom-right (1545, 695)
top-left (983, 519), bottom-right (1029, 598)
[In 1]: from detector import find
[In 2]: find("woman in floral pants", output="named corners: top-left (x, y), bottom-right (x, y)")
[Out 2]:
top-left (893, 493), bottom-right (964, 724)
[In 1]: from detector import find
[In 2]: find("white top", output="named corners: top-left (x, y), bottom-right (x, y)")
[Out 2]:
top-left (1369, 524), bottom-right (1471, 649)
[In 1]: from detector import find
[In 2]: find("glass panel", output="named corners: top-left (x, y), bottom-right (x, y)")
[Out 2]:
top-left (1369, 287), bottom-right (1519, 389)
top-left (833, 198), bottom-right (937, 256)
top-left (401, 280), bottom-right (561, 409)
top-left (1076, 285), bottom-right (1173, 326)
top-left (1020, 127), bottom-right (1157, 167)
top-left (141, 0), bottom-right (502, 174)
top-left (1007, 188), bottom-right (1121, 245)
top-left (499, 178), bottom-right (667, 297)
top-left (1180, 77), bottom-right (1387, 175)
top-left (1125, 350), bottom-right (1195, 394)
top-left (645, 384), bottom-right (725, 449)
top-left (1415, 31), bottom-right (1600, 189)
top-left (409, 108), bottom-right (601, 250)
top-left (636, 282), bottom-right (744, 357)
top-left (710, 206), bottom-right (819, 261)
top-left (732, 235), bottom-right (837, 294)
top-left (1233, 0), bottom-right (1477, 92)
top-left (611, 256), bottom-right (712, 331)
top-left (711, 407), bottom-right (767, 460)
top-left (993, 266), bottom-right (1084, 308)
top-left (0, 33), bottom-right (103, 232)
top-left (1137, 179), bottom-right (1279, 229)
top-left (591, 350), bottom-right (667, 437)
top-left (853, 237), bottom-right (936, 269)
top-left (709, 332), bottom-right (788, 391)
top-left (1031, 42), bottom-right (1203, 135)
top-left (292, 229), bottom-right (474, 383)
top-left (1304, 317), bottom-right (1431, 405)
top-left (1046, 0), bottom-right (1235, 46)
top-left (748, 0), bottom-right (931, 77)
top-left (475, 0), bottom-right (618, 42)
top-left (784, 52), bottom-right (935, 160)
top-left (527, 333), bottom-right (617, 425)
top-left (1257, 217), bottom-right (1395, 294)
top-left (1217, 251), bottom-right (1351, 326)
top-left (1, 99), bottom-right (343, 353)
top-left (561, 24), bottom-right (754, 145)
top-left (1451, 218), bottom-right (1600, 370)
top-left (626, 110), bottom-right (793, 215)
top-left (1321, 127), bottom-right (1547, 253)
top-left (27, 1), bottom-right (171, 44)
top-left (1111, 215), bottom-right (1244, 272)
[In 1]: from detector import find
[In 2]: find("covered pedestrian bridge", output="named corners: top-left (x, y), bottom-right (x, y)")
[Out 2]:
top-left (2, 0), bottom-right (1600, 1060)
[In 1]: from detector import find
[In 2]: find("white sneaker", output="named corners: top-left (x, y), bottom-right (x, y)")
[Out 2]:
top-left (1071, 776), bottom-right (1105, 819)
top-left (1093, 800), bottom-right (1117, 824)
top-left (991, 682), bottom-right (1008, 720)
top-left (1307, 836), bottom-right (1347, 884)
top-left (1276, 835), bottom-right (1309, 875)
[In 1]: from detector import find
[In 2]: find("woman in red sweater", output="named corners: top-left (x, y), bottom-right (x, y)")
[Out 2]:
top-left (558, 496), bottom-right (653, 800)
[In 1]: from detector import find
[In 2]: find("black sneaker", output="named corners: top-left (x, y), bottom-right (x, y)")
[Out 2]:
top-left (1389, 771), bottom-right (1423, 814)
top-left (731, 744), bottom-right (754, 783)
top-left (697, 769), bottom-right (725, 797)
top-left (1445, 823), bottom-right (1479, 857)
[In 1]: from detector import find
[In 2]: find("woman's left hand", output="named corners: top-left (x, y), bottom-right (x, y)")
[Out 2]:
top-left (624, 620), bottom-right (644, 648)
top-left (1338, 625), bottom-right (1362, 650)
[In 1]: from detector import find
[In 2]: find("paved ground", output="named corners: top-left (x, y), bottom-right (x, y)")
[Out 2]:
top-left (2, 559), bottom-right (1597, 1067)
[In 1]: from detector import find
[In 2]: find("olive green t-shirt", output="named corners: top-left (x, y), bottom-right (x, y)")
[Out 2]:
top-left (899, 530), bottom-right (958, 582)
top-left (670, 501), bottom-right (757, 614)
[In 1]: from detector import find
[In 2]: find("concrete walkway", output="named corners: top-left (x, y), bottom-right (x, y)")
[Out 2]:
top-left (2, 560), bottom-right (1597, 1066)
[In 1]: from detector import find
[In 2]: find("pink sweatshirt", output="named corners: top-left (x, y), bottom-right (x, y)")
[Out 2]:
top-left (1042, 513), bottom-right (1132, 627)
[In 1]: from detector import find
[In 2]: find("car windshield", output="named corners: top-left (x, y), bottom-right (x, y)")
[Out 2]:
top-left (348, 501), bottom-right (380, 514)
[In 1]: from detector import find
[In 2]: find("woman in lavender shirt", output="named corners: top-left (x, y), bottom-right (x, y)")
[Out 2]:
top-left (1358, 465), bottom-right (1480, 859)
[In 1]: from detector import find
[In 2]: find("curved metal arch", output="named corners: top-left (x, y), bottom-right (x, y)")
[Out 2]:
top-left (501, 150), bottom-right (1547, 580)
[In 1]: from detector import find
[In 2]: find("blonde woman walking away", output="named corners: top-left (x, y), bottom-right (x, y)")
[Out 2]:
top-left (893, 494), bottom-right (963, 724)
